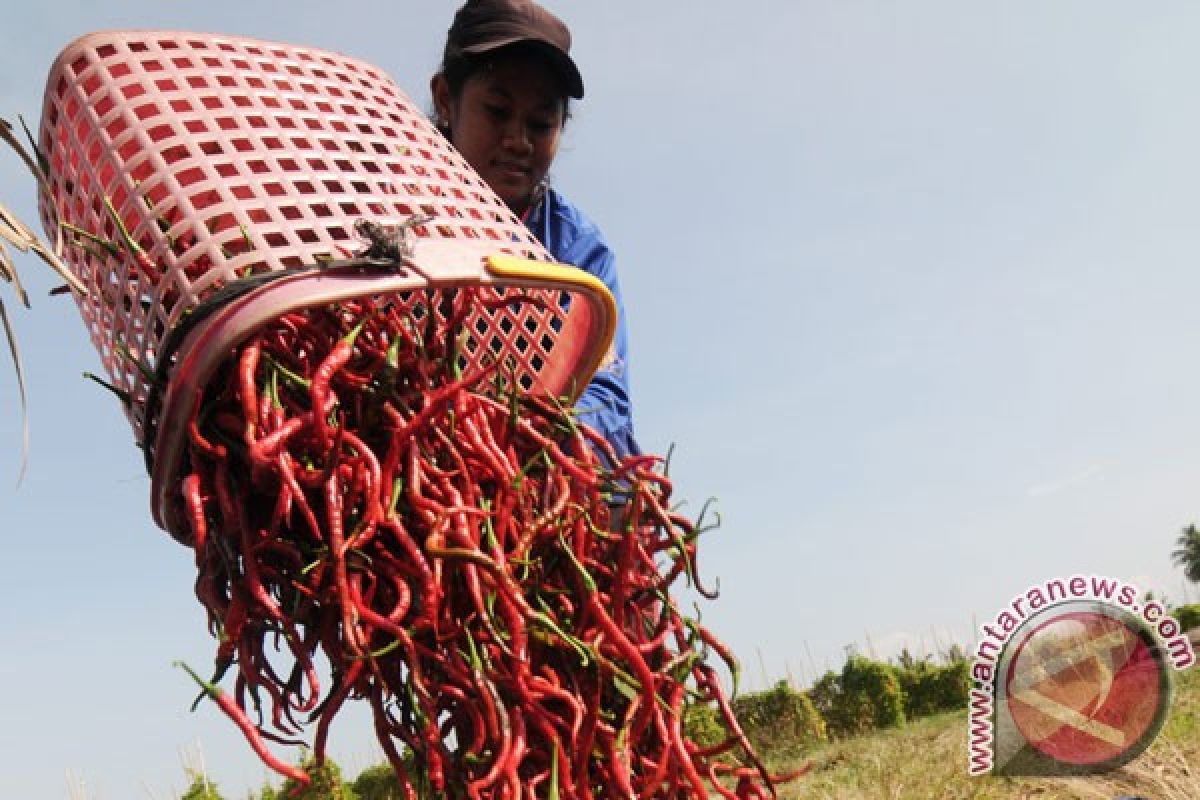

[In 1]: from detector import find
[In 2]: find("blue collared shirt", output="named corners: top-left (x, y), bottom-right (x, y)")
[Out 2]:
top-left (524, 187), bottom-right (640, 459)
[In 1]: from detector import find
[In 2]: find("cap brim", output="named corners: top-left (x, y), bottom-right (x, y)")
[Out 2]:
top-left (461, 37), bottom-right (585, 99)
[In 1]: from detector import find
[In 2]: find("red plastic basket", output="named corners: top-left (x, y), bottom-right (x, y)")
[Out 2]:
top-left (35, 30), bottom-right (615, 539)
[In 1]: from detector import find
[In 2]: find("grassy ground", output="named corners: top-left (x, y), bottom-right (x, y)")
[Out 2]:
top-left (767, 666), bottom-right (1199, 800)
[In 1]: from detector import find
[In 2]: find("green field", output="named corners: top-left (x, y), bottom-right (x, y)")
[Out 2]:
top-left (769, 665), bottom-right (1199, 799)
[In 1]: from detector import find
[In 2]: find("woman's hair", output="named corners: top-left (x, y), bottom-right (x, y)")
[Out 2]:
top-left (434, 42), bottom-right (573, 138)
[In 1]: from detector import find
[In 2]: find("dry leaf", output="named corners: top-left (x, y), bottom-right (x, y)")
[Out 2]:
top-left (0, 240), bottom-right (30, 308)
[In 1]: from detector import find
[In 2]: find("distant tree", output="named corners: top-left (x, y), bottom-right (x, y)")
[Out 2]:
top-left (1172, 524), bottom-right (1200, 583)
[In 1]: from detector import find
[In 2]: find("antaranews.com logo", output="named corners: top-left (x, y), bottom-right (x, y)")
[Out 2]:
top-left (968, 574), bottom-right (1196, 777)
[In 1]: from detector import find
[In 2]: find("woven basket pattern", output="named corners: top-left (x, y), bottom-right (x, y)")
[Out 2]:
top-left (37, 30), bottom-right (581, 442)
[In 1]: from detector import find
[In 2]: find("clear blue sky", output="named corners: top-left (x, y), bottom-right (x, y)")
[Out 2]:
top-left (3, 2), bottom-right (1200, 798)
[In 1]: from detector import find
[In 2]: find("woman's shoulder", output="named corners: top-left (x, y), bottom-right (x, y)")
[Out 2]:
top-left (539, 186), bottom-right (610, 250)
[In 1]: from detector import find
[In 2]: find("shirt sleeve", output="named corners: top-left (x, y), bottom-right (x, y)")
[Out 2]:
top-left (556, 224), bottom-right (641, 460)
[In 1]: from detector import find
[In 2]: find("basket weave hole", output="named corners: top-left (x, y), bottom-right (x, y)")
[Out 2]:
top-left (116, 137), bottom-right (139, 166)
top-left (94, 94), bottom-right (115, 117)
top-left (201, 212), bottom-right (235, 235)
top-left (81, 71), bottom-right (103, 96)
top-left (147, 122), bottom-right (173, 143)
top-left (104, 113), bottom-right (127, 141)
top-left (176, 166), bottom-right (205, 188)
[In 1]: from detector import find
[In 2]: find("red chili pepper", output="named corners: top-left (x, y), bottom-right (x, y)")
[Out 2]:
top-left (237, 340), bottom-right (261, 441)
top-left (181, 472), bottom-right (208, 564)
top-left (178, 296), bottom-right (794, 800)
top-left (309, 319), bottom-right (365, 450)
top-left (176, 661), bottom-right (311, 788)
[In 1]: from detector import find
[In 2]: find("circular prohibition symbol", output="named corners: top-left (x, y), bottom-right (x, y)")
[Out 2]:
top-left (1002, 602), bottom-right (1173, 773)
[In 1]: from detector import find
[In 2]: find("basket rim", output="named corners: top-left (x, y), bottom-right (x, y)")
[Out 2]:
top-left (149, 252), bottom-right (616, 543)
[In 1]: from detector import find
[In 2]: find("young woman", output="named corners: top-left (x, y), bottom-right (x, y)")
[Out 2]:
top-left (431, 0), bottom-right (640, 460)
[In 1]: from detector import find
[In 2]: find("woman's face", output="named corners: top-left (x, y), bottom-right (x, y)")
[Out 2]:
top-left (433, 53), bottom-right (566, 216)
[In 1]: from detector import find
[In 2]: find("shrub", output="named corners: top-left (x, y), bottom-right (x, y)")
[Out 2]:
top-left (841, 656), bottom-right (906, 732)
top-left (895, 659), bottom-right (970, 717)
top-left (682, 700), bottom-right (728, 750)
top-left (732, 680), bottom-right (827, 756)
top-left (812, 656), bottom-right (906, 738)
top-left (351, 763), bottom-right (405, 800)
top-left (930, 659), bottom-right (970, 710)
top-left (277, 757), bottom-right (357, 800)
top-left (808, 670), bottom-right (842, 730)
top-left (895, 660), bottom-right (939, 718)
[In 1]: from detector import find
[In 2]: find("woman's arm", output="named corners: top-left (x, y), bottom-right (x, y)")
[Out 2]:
top-left (558, 230), bottom-right (640, 459)
top-left (527, 190), bottom-right (640, 459)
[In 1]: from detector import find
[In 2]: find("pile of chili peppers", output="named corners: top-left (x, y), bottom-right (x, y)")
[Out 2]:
top-left (174, 286), bottom-right (796, 799)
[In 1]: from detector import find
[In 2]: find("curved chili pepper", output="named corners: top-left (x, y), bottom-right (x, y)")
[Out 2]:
top-left (177, 661), bottom-right (310, 788)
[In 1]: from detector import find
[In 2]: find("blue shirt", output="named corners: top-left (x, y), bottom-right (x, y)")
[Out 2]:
top-left (524, 187), bottom-right (639, 459)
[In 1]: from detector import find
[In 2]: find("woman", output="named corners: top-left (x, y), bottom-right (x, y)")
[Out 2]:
top-left (431, 0), bottom-right (640, 460)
